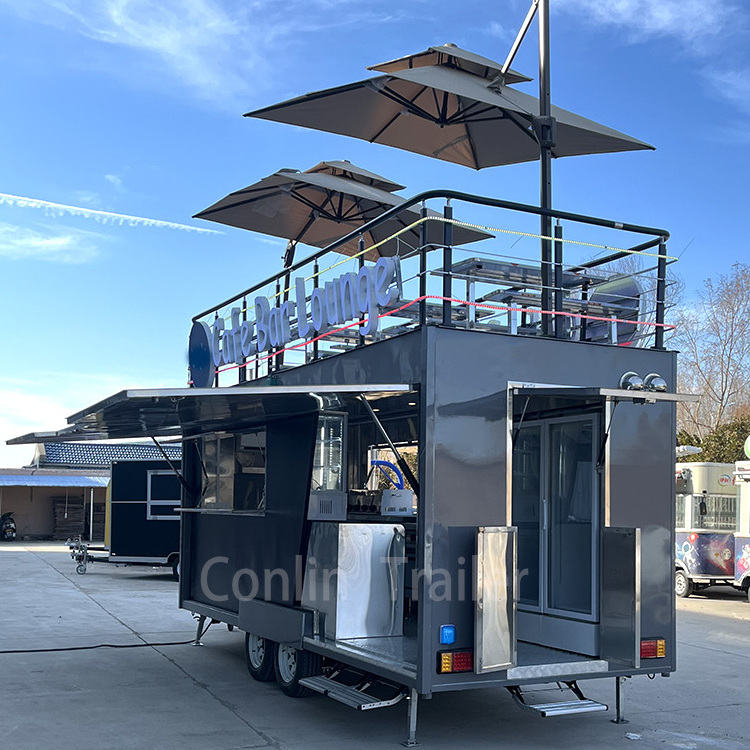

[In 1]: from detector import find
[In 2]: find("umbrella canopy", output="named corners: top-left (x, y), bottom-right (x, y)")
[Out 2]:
top-left (245, 44), bottom-right (653, 169)
top-left (194, 160), bottom-right (491, 261)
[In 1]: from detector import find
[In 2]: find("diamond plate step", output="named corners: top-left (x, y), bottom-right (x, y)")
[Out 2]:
top-left (299, 675), bottom-right (406, 711)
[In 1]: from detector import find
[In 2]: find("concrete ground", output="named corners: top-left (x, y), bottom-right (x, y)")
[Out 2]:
top-left (1, 543), bottom-right (748, 750)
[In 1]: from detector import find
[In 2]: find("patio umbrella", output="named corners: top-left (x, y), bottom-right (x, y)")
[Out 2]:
top-left (194, 160), bottom-right (491, 262)
top-left (245, 44), bottom-right (653, 170)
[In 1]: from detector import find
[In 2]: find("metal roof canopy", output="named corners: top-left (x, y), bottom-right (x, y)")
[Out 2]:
top-left (7, 385), bottom-right (414, 445)
top-left (0, 475), bottom-right (109, 488)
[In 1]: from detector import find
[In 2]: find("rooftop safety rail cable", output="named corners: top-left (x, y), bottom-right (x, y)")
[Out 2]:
top-left (206, 216), bottom-right (676, 324)
top-left (213, 294), bottom-right (676, 377)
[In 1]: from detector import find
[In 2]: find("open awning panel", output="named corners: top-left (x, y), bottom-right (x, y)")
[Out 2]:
top-left (8, 384), bottom-right (414, 445)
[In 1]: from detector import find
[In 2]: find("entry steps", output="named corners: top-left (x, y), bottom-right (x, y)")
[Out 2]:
top-left (299, 669), bottom-right (407, 711)
top-left (507, 681), bottom-right (608, 717)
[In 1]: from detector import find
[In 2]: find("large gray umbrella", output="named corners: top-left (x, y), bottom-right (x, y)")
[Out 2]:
top-left (194, 160), bottom-right (490, 262)
top-left (245, 44), bottom-right (653, 169)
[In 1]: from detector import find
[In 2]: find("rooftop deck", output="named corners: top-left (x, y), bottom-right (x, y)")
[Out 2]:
top-left (191, 189), bottom-right (676, 388)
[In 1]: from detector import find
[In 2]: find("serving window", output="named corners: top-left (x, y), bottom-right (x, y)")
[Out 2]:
top-left (198, 430), bottom-right (266, 513)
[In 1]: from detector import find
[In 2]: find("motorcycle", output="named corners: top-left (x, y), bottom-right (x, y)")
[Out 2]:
top-left (1, 511), bottom-right (17, 541)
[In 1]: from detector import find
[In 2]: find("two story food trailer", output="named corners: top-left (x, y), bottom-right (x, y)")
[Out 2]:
top-left (10, 184), bottom-right (694, 743)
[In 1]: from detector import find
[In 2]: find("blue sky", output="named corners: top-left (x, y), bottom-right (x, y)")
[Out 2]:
top-left (1, 0), bottom-right (748, 466)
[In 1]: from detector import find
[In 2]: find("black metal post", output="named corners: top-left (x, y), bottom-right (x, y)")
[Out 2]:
top-left (442, 202), bottom-right (453, 327)
top-left (554, 221), bottom-right (564, 338)
top-left (359, 236), bottom-right (366, 346)
top-left (539, 0), bottom-right (553, 336)
top-left (239, 296), bottom-right (247, 382)
top-left (654, 238), bottom-right (667, 349)
top-left (580, 277), bottom-right (590, 341)
top-left (213, 312), bottom-right (219, 387)
top-left (274, 279), bottom-right (282, 370)
top-left (312, 260), bottom-right (319, 361)
top-left (419, 204), bottom-right (428, 327)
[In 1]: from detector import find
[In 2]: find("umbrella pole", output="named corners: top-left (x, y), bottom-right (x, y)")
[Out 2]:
top-left (538, 0), bottom-right (554, 336)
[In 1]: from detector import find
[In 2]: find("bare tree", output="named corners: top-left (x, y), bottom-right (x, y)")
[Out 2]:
top-left (674, 263), bottom-right (750, 438)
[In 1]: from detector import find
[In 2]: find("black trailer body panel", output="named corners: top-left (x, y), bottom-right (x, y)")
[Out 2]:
top-left (109, 460), bottom-right (181, 561)
top-left (182, 411), bottom-right (319, 613)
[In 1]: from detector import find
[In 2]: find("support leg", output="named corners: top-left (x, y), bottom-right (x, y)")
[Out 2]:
top-left (611, 676), bottom-right (629, 724)
top-left (192, 615), bottom-right (206, 647)
top-left (401, 688), bottom-right (420, 747)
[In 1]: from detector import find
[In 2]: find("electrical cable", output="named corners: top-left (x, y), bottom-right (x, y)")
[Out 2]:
top-left (0, 621), bottom-right (213, 655)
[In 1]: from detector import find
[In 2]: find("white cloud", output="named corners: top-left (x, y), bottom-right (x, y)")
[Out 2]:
top-left (104, 174), bottom-right (123, 188)
top-left (0, 0), bottom-right (403, 104)
top-left (706, 69), bottom-right (750, 116)
top-left (0, 222), bottom-right (100, 262)
top-left (0, 192), bottom-right (219, 234)
top-left (0, 372), bottom-right (155, 468)
top-left (556, 0), bottom-right (738, 47)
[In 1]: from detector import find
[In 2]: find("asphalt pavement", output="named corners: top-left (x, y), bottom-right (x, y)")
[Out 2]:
top-left (1, 543), bottom-right (748, 750)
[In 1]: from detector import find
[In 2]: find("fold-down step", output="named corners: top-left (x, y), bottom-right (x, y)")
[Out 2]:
top-left (507, 682), bottom-right (608, 717)
top-left (299, 672), bottom-right (406, 711)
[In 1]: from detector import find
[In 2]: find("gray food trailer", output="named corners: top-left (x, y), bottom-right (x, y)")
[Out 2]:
top-left (9, 187), bottom-right (695, 744)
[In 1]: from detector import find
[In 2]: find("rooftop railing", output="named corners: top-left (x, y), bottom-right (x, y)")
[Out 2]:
top-left (192, 190), bottom-right (676, 387)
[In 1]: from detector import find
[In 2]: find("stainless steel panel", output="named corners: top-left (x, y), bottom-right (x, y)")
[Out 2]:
top-left (600, 526), bottom-right (641, 667)
top-left (475, 526), bottom-right (516, 673)
top-left (302, 522), bottom-right (405, 640)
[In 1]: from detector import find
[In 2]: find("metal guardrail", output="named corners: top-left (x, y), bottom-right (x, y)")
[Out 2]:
top-left (191, 189), bottom-right (673, 386)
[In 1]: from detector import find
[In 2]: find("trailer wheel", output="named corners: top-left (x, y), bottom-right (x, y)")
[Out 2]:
top-left (245, 633), bottom-right (276, 682)
top-left (170, 556), bottom-right (180, 582)
top-left (675, 569), bottom-right (693, 598)
top-left (274, 644), bottom-right (321, 697)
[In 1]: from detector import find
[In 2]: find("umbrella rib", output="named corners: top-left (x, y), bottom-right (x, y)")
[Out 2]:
top-left (446, 101), bottom-right (500, 125)
top-left (376, 84), bottom-right (447, 125)
top-left (290, 191), bottom-right (339, 222)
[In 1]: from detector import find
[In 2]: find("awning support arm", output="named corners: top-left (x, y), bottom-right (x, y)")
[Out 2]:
top-left (358, 396), bottom-right (420, 499)
top-left (596, 400), bottom-right (619, 470)
top-left (511, 394), bottom-right (531, 446)
top-left (149, 436), bottom-right (195, 504)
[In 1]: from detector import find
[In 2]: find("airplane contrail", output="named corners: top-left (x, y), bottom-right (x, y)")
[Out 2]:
top-left (0, 192), bottom-right (221, 234)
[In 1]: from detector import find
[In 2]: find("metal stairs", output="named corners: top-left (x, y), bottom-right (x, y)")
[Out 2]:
top-left (507, 681), bottom-right (608, 717)
top-left (299, 668), bottom-right (407, 711)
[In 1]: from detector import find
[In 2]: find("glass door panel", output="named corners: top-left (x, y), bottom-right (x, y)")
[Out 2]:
top-left (547, 419), bottom-right (595, 616)
top-left (512, 425), bottom-right (541, 608)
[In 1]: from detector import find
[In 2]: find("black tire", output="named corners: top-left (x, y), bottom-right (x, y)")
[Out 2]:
top-left (76, 563), bottom-right (87, 575)
top-left (170, 556), bottom-right (180, 582)
top-left (274, 643), bottom-right (322, 697)
top-left (746, 584), bottom-right (750, 604)
top-left (675, 569), bottom-right (693, 598)
top-left (245, 633), bottom-right (276, 682)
